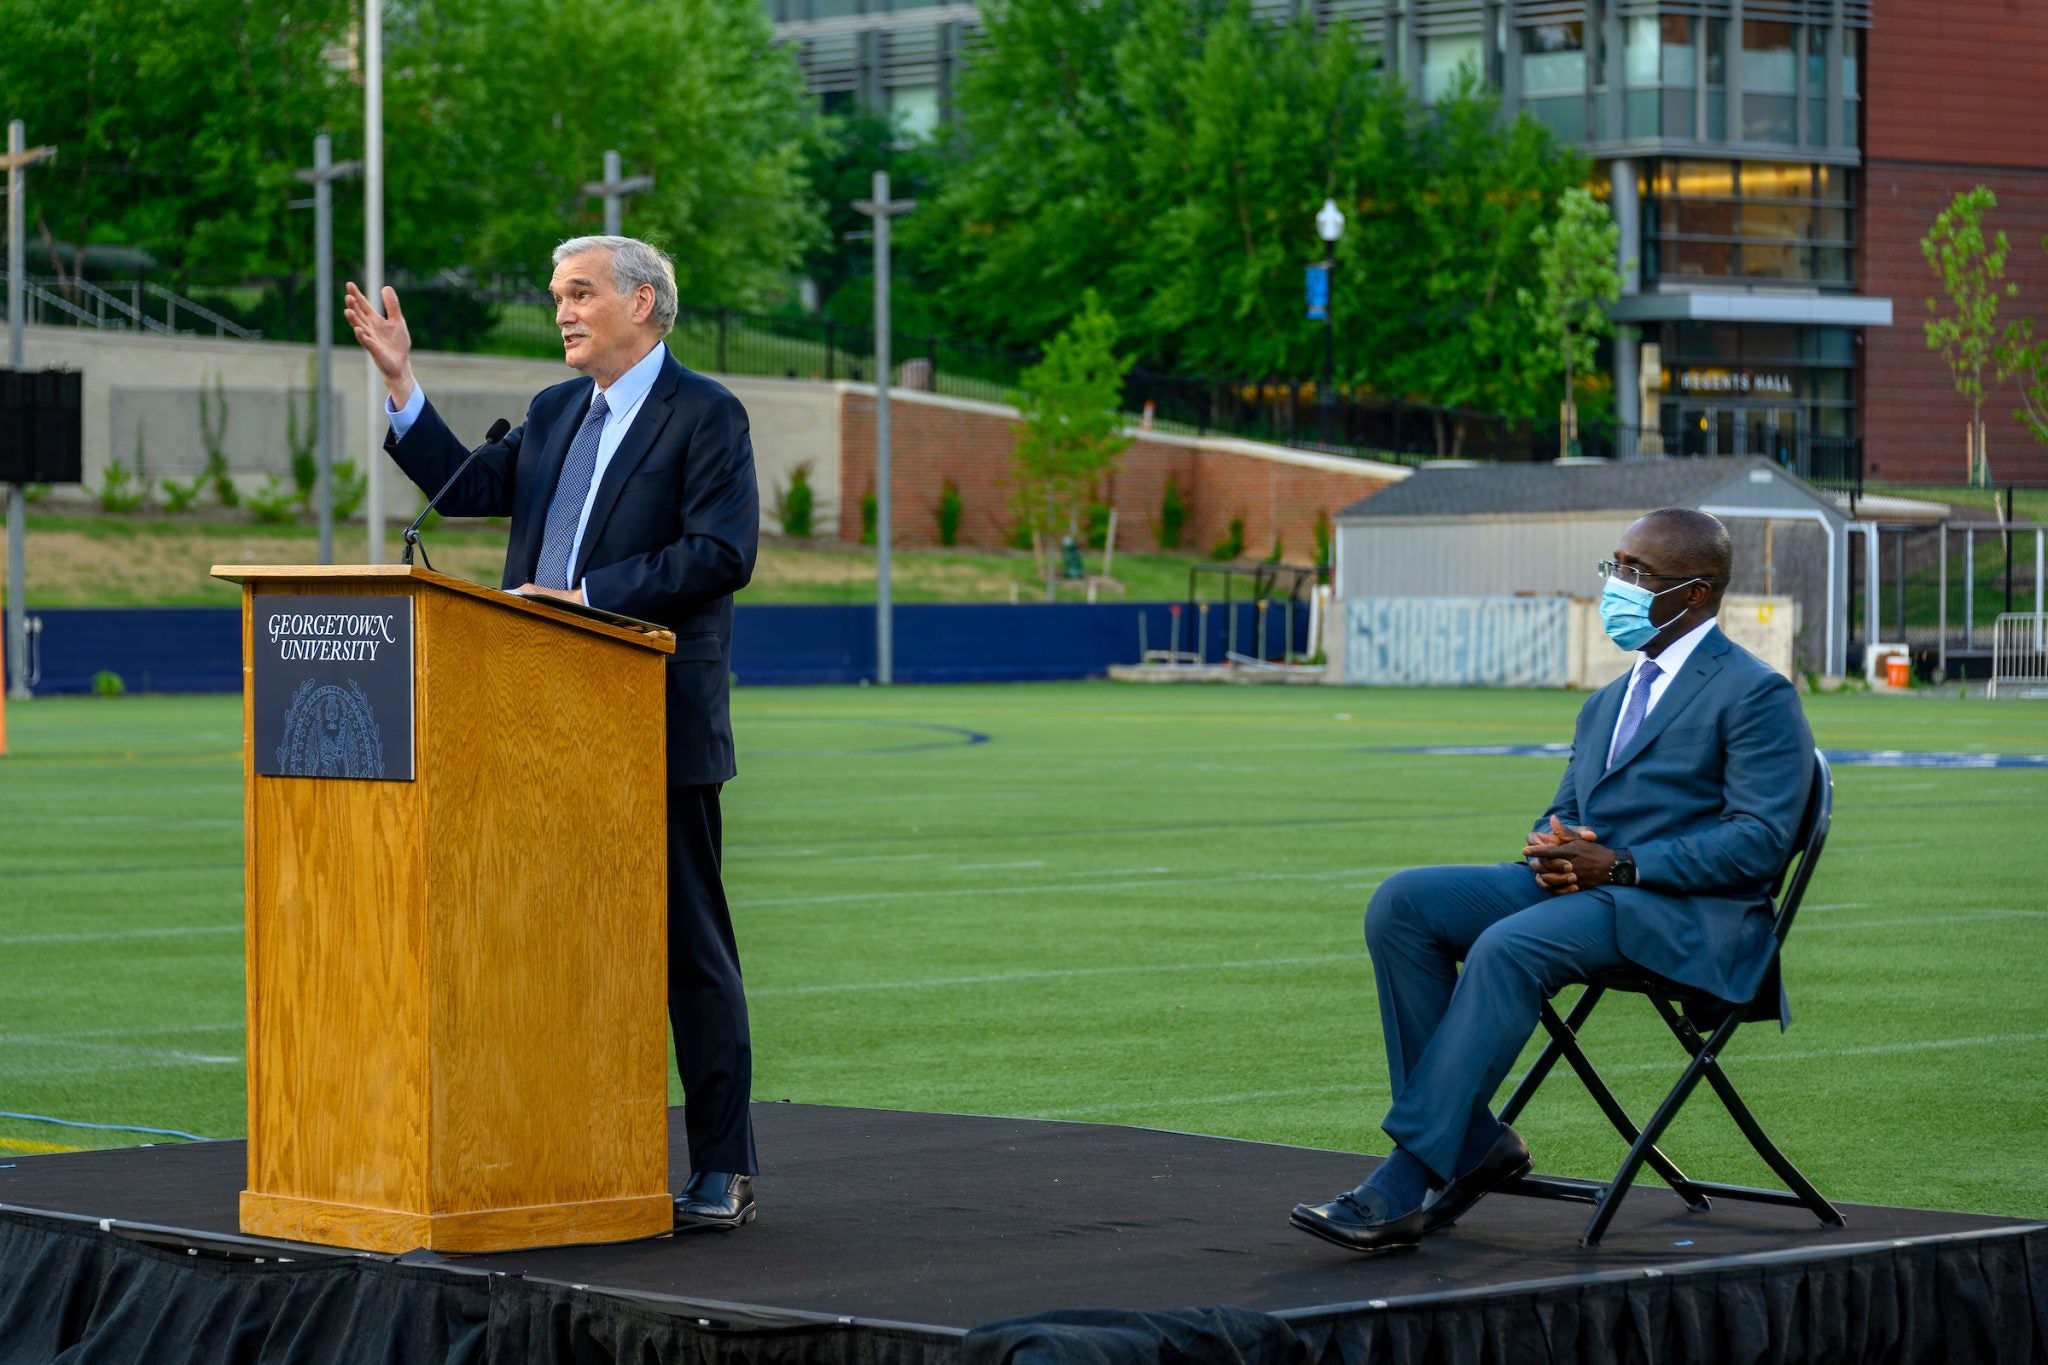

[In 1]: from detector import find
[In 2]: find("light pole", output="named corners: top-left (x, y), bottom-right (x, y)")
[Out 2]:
top-left (852, 171), bottom-right (915, 686)
top-left (1315, 198), bottom-right (1345, 447)
top-left (5, 121), bottom-right (58, 701)
top-left (295, 134), bottom-right (361, 566)
top-left (583, 150), bottom-right (654, 237)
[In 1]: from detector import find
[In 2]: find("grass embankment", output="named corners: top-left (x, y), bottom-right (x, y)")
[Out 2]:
top-left (1, 511), bottom-right (1215, 607)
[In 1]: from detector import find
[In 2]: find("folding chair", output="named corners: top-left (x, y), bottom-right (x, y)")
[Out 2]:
top-left (1495, 748), bottom-right (1844, 1247)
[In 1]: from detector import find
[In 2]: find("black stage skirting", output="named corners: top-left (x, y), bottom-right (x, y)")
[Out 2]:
top-left (2, 1103), bottom-right (2042, 1364)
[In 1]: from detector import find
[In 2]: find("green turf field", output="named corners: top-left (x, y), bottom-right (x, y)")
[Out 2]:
top-left (3, 684), bottom-right (2045, 1219)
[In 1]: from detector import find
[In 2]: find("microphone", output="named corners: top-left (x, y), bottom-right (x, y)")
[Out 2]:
top-left (402, 418), bottom-right (510, 570)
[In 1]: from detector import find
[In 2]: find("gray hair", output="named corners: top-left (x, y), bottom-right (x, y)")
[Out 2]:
top-left (552, 235), bottom-right (679, 333)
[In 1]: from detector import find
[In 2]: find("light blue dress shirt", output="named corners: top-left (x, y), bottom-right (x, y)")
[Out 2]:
top-left (387, 342), bottom-right (667, 607)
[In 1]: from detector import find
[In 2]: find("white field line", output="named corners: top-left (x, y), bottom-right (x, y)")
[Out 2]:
top-left (0, 1023), bottom-right (242, 1042)
top-left (1027, 1030), bottom-right (2048, 1118)
top-left (734, 865), bottom-right (1406, 911)
top-left (1797, 910), bottom-right (2048, 930)
top-left (1, 924), bottom-right (241, 946)
top-left (954, 860), bottom-right (1046, 871)
top-left (3, 1037), bottom-right (242, 1074)
top-left (751, 953), bottom-right (1360, 999)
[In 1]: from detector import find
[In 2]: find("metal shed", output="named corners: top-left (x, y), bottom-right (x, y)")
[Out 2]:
top-left (1333, 458), bottom-right (1852, 675)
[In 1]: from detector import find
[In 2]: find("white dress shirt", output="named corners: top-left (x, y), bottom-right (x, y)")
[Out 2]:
top-left (386, 341), bottom-right (667, 606)
top-left (1607, 615), bottom-right (1719, 767)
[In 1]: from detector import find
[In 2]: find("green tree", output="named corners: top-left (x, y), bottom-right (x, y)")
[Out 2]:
top-left (1010, 292), bottom-right (1134, 598)
top-left (1522, 185), bottom-right (1621, 458)
top-left (798, 109), bottom-right (948, 336)
top-left (0, 0), bottom-right (821, 303)
top-left (1922, 186), bottom-right (2015, 487)
top-left (1391, 69), bottom-right (1588, 452)
top-left (0, 0), bottom-right (354, 284)
top-left (921, 0), bottom-right (1586, 438)
top-left (1997, 235), bottom-right (2048, 452)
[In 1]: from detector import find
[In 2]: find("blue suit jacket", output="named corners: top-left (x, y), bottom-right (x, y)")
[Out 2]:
top-left (1540, 627), bottom-right (1814, 1015)
top-left (386, 348), bottom-right (759, 788)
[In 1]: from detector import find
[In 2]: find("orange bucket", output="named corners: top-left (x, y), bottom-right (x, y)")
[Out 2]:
top-left (1886, 656), bottom-right (1911, 688)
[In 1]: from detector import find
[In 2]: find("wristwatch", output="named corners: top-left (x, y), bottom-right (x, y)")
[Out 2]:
top-left (1611, 850), bottom-right (1637, 887)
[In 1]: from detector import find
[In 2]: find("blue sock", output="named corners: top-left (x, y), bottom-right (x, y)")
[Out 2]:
top-left (1363, 1146), bottom-right (1435, 1218)
top-left (1454, 1115), bottom-right (1503, 1178)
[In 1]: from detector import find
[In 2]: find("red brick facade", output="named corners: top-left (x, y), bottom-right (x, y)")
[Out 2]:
top-left (836, 390), bottom-right (1401, 556)
top-left (1861, 0), bottom-right (2048, 484)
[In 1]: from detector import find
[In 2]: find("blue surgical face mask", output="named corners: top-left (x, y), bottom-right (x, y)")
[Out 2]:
top-left (1599, 576), bottom-right (1701, 652)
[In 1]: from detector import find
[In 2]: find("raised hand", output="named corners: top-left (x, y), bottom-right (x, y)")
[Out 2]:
top-left (343, 282), bottom-right (416, 407)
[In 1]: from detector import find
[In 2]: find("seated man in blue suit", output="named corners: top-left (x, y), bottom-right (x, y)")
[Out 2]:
top-left (1292, 507), bottom-right (1814, 1254)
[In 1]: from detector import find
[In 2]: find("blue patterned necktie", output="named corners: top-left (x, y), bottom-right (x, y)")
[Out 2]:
top-left (1607, 659), bottom-right (1663, 769)
top-left (533, 390), bottom-right (610, 589)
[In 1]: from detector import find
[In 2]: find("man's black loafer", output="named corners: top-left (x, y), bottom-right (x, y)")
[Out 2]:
top-left (1289, 1184), bottom-right (1425, 1255)
top-left (674, 1171), bottom-right (756, 1229)
top-left (1421, 1125), bottom-right (1531, 1232)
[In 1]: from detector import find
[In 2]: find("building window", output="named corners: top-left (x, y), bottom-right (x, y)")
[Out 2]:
top-left (1658, 322), bottom-right (1857, 451)
top-left (1422, 31), bottom-right (1483, 103)
top-left (1624, 14), bottom-right (1695, 138)
top-left (1640, 159), bottom-right (1855, 289)
top-left (1519, 19), bottom-right (1583, 137)
top-left (889, 84), bottom-right (940, 140)
top-left (1741, 20), bottom-right (1798, 143)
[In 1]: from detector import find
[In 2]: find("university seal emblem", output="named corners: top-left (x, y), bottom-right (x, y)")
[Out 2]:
top-left (276, 678), bottom-right (386, 779)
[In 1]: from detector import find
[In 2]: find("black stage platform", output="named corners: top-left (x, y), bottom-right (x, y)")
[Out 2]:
top-left (3, 1103), bottom-right (2042, 1364)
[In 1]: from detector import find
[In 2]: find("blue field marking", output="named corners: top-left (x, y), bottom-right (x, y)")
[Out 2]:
top-left (748, 718), bottom-right (992, 757)
top-left (1359, 744), bottom-right (2048, 770)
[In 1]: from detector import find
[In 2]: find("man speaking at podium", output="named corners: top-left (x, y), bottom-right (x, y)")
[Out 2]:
top-left (343, 236), bottom-right (762, 1231)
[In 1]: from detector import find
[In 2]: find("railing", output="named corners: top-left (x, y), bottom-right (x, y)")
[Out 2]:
top-left (2, 275), bottom-right (260, 338)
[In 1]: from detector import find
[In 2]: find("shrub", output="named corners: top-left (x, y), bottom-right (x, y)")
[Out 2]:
top-left (860, 488), bottom-right (877, 546)
top-left (199, 373), bottom-right (238, 508)
top-left (1314, 509), bottom-right (1333, 569)
top-left (96, 461), bottom-right (147, 513)
top-left (776, 461), bottom-right (815, 538)
top-left (1210, 514), bottom-right (1245, 561)
top-left (1264, 536), bottom-right (1284, 565)
top-left (936, 481), bottom-right (963, 547)
top-left (1006, 521), bottom-right (1034, 551)
top-left (1085, 501), bottom-right (1111, 551)
top-left (331, 460), bottom-right (367, 521)
top-left (161, 476), bottom-right (204, 513)
top-left (1158, 475), bottom-right (1186, 550)
top-left (91, 670), bottom-right (125, 698)
top-left (247, 475), bottom-right (300, 525)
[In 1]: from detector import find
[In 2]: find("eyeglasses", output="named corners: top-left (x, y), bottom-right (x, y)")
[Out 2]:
top-left (1596, 560), bottom-right (1694, 588)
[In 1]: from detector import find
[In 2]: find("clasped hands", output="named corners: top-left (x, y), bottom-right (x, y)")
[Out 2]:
top-left (1522, 815), bottom-right (1618, 895)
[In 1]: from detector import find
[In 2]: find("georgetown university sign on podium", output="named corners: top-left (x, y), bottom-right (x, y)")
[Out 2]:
top-left (252, 595), bottom-right (416, 781)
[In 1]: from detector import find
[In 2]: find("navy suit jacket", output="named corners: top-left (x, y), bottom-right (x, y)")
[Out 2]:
top-left (386, 347), bottom-right (759, 788)
top-left (1540, 627), bottom-right (1814, 1016)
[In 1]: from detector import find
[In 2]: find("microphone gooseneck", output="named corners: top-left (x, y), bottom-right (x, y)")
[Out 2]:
top-left (402, 418), bottom-right (511, 569)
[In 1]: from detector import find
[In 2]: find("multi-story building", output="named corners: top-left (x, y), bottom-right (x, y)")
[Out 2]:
top-left (770, 1), bottom-right (2048, 486)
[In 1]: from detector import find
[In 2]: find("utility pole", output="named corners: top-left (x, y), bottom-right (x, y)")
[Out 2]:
top-left (4, 120), bottom-right (58, 701)
top-left (362, 0), bottom-right (385, 563)
top-left (295, 134), bottom-right (360, 566)
top-left (852, 171), bottom-right (915, 686)
top-left (582, 151), bottom-right (653, 238)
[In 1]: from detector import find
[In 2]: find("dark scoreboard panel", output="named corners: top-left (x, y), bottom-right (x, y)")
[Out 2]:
top-left (0, 368), bottom-right (84, 484)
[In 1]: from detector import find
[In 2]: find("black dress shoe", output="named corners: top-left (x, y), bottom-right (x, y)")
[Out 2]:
top-left (1420, 1125), bottom-right (1531, 1233)
top-left (674, 1171), bottom-right (756, 1229)
top-left (1289, 1184), bottom-right (1425, 1255)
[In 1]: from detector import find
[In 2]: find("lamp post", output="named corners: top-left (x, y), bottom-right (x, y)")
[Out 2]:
top-left (1315, 198), bottom-right (1345, 446)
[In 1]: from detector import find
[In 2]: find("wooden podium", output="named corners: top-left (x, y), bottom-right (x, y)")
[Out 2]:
top-left (212, 564), bottom-right (676, 1254)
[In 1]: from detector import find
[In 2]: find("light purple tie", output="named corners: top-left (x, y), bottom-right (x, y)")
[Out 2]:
top-left (534, 390), bottom-right (609, 589)
top-left (1608, 659), bottom-right (1663, 769)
